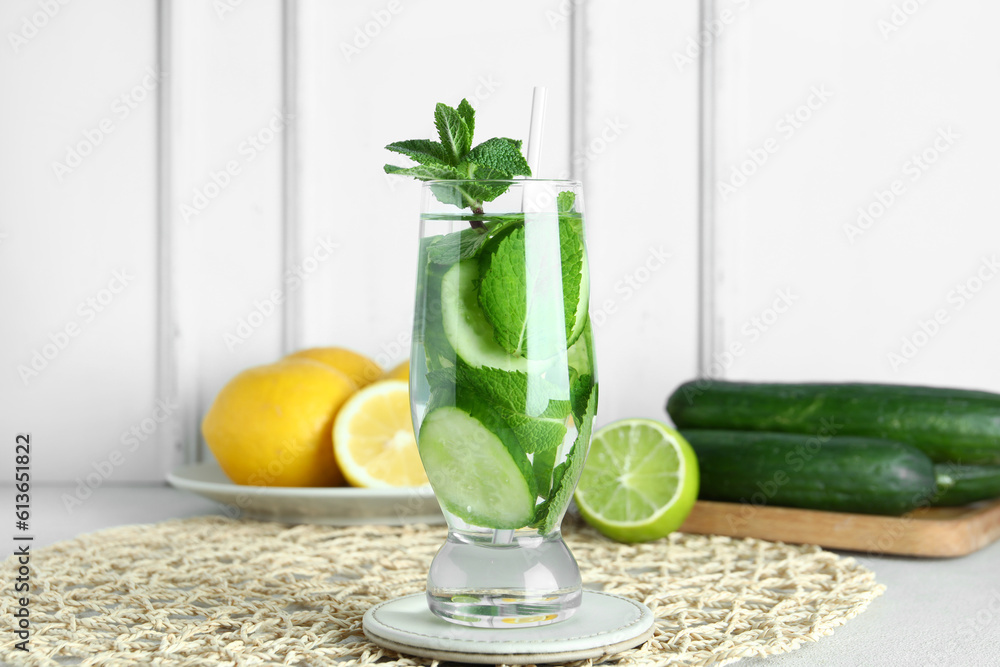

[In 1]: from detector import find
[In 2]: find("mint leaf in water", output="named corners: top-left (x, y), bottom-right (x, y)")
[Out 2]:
top-left (453, 361), bottom-right (571, 454)
top-left (557, 191), bottom-right (576, 213)
top-left (537, 382), bottom-right (598, 534)
top-left (455, 362), bottom-right (567, 417)
top-left (426, 227), bottom-right (492, 265)
top-left (478, 218), bottom-right (586, 356)
top-left (384, 99), bottom-right (532, 211)
top-left (424, 216), bottom-right (523, 264)
top-left (533, 446), bottom-right (558, 503)
top-left (415, 265), bottom-right (455, 370)
top-left (425, 362), bottom-right (565, 454)
top-left (502, 410), bottom-right (567, 454)
top-left (558, 217), bottom-right (585, 338)
top-left (571, 373), bottom-right (595, 426)
top-left (478, 227), bottom-right (530, 355)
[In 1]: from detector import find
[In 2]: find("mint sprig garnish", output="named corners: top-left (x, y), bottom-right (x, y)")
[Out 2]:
top-left (384, 99), bottom-right (531, 214)
top-left (434, 103), bottom-right (471, 162)
top-left (383, 139), bottom-right (451, 167)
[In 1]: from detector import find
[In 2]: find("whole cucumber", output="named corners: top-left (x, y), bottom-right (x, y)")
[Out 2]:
top-left (667, 380), bottom-right (1000, 464)
top-left (682, 429), bottom-right (937, 516)
top-left (932, 464), bottom-right (1000, 507)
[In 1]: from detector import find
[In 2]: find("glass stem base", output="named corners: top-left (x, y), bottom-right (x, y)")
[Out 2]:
top-left (426, 529), bottom-right (582, 628)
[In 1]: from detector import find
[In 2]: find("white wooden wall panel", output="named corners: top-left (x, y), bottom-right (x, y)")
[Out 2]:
top-left (295, 0), bottom-right (573, 373)
top-left (711, 0), bottom-right (1000, 392)
top-left (7, 0), bottom-right (997, 482)
top-left (169, 0), bottom-right (285, 463)
top-left (584, 1), bottom-right (702, 426)
top-left (0, 0), bottom-right (163, 482)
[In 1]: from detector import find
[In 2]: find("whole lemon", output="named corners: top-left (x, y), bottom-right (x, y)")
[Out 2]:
top-left (285, 347), bottom-right (382, 387)
top-left (202, 358), bottom-right (354, 487)
top-left (383, 360), bottom-right (409, 382)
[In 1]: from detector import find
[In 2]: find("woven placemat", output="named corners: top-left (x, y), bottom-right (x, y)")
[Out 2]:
top-left (0, 516), bottom-right (884, 666)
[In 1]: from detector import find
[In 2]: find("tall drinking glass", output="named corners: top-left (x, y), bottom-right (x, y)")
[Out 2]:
top-left (410, 179), bottom-right (597, 628)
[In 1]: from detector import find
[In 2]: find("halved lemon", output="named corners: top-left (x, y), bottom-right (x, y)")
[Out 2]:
top-left (383, 360), bottom-right (409, 382)
top-left (333, 380), bottom-right (428, 488)
top-left (285, 347), bottom-right (382, 387)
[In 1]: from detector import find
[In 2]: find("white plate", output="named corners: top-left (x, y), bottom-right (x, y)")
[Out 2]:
top-left (167, 462), bottom-right (444, 526)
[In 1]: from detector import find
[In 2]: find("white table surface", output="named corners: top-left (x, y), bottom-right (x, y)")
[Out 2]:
top-left (10, 484), bottom-right (1000, 667)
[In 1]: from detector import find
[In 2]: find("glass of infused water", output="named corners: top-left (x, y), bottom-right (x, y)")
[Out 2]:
top-left (409, 179), bottom-right (597, 628)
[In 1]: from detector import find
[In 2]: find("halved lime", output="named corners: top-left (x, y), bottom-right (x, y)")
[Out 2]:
top-left (574, 419), bottom-right (699, 543)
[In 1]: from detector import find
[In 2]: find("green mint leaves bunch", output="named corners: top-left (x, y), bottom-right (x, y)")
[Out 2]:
top-left (383, 99), bottom-right (532, 212)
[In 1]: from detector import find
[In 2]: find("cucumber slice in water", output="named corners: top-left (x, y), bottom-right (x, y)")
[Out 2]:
top-left (441, 260), bottom-right (528, 371)
top-left (418, 406), bottom-right (536, 529)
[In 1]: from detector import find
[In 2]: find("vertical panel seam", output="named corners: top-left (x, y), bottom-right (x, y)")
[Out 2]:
top-left (698, 0), bottom-right (717, 379)
top-left (156, 0), bottom-right (182, 470)
top-left (570, 0), bottom-right (586, 182)
top-left (281, 0), bottom-right (300, 355)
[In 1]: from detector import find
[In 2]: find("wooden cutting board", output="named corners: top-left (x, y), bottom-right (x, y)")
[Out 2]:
top-left (678, 498), bottom-right (1000, 557)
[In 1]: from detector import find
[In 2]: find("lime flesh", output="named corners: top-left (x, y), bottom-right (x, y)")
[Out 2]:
top-left (574, 419), bottom-right (699, 543)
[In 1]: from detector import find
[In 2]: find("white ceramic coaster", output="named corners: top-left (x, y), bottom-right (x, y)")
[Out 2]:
top-left (362, 591), bottom-right (654, 665)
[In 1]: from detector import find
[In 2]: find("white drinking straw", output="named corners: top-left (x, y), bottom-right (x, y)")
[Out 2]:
top-left (491, 89), bottom-right (550, 548)
top-left (520, 86), bottom-right (548, 214)
top-left (524, 86), bottom-right (547, 176)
